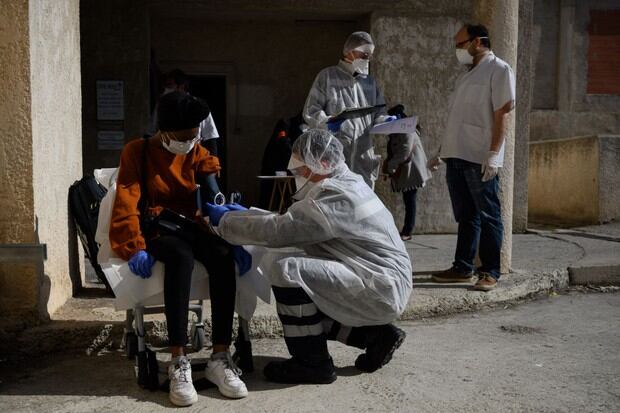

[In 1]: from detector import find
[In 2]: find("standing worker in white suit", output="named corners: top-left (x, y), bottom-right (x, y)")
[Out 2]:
top-left (303, 31), bottom-right (396, 188)
top-left (205, 129), bottom-right (412, 384)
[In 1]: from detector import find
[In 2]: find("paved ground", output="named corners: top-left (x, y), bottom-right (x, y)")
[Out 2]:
top-left (1, 291), bottom-right (619, 412)
top-left (3, 224), bottom-right (617, 360)
top-left (53, 228), bottom-right (615, 324)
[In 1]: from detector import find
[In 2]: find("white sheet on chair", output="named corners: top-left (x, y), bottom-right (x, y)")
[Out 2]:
top-left (93, 168), bottom-right (271, 318)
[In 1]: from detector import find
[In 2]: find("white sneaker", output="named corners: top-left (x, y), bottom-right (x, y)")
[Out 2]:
top-left (205, 352), bottom-right (249, 398)
top-left (168, 356), bottom-right (198, 407)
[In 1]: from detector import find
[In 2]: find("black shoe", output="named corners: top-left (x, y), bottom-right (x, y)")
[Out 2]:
top-left (263, 357), bottom-right (337, 384)
top-left (355, 324), bottom-right (406, 373)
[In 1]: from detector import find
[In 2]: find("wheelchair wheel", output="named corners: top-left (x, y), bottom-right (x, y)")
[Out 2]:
top-left (125, 332), bottom-right (138, 360)
top-left (190, 324), bottom-right (206, 351)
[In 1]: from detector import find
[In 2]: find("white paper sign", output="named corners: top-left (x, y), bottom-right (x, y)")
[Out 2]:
top-left (96, 80), bottom-right (124, 120)
top-left (370, 116), bottom-right (418, 135)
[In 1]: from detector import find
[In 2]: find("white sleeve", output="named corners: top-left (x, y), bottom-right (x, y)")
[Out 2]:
top-left (491, 65), bottom-right (516, 112)
top-left (218, 199), bottom-right (335, 248)
top-left (303, 71), bottom-right (331, 130)
top-left (199, 114), bottom-right (220, 140)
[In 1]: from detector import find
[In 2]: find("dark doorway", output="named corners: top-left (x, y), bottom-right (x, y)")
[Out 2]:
top-left (188, 75), bottom-right (228, 193)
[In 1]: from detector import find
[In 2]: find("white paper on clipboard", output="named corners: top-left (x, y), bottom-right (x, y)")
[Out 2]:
top-left (370, 116), bottom-right (418, 135)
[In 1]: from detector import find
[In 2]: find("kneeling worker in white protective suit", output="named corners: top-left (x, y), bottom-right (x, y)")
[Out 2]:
top-left (205, 129), bottom-right (413, 384)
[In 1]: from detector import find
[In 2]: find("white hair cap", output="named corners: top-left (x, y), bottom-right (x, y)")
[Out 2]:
top-left (343, 31), bottom-right (375, 55)
top-left (292, 129), bottom-right (345, 175)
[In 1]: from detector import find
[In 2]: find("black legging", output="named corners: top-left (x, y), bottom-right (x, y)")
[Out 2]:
top-left (147, 231), bottom-right (236, 347)
top-left (401, 188), bottom-right (418, 236)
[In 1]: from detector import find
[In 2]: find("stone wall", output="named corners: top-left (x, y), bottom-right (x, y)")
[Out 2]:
top-left (0, 0), bottom-right (38, 326)
top-left (513, 0), bottom-right (534, 232)
top-left (0, 0), bottom-right (82, 327)
top-left (530, 0), bottom-right (620, 141)
top-left (80, 0), bottom-right (529, 235)
top-left (29, 0), bottom-right (82, 316)
top-left (371, 9), bottom-right (470, 233)
top-left (80, 0), bottom-right (150, 175)
top-left (528, 135), bottom-right (620, 225)
top-left (529, 136), bottom-right (599, 225)
top-left (0, 0), bottom-right (34, 245)
top-left (150, 13), bottom-right (362, 205)
top-left (598, 135), bottom-right (620, 223)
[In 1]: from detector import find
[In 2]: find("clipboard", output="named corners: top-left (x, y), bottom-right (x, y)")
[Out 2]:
top-left (327, 104), bottom-right (386, 123)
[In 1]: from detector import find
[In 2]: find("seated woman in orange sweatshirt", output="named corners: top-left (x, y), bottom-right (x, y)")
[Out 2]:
top-left (109, 91), bottom-right (247, 406)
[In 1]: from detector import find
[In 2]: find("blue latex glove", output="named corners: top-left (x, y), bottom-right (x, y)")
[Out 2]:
top-left (384, 115), bottom-right (398, 122)
top-left (204, 203), bottom-right (229, 226)
top-left (232, 246), bottom-right (252, 276)
top-left (128, 250), bottom-right (156, 279)
top-left (225, 203), bottom-right (248, 212)
top-left (327, 118), bottom-right (345, 133)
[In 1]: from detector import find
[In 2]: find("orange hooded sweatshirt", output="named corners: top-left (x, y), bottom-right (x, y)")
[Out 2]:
top-left (109, 137), bottom-right (220, 261)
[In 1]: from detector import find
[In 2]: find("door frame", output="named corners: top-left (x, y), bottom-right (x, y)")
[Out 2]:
top-left (158, 60), bottom-right (237, 177)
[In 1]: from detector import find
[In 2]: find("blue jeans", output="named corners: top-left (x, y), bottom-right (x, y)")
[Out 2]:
top-left (445, 158), bottom-right (503, 279)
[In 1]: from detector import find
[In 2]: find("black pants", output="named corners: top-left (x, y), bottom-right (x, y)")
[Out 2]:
top-left (147, 232), bottom-right (236, 347)
top-left (272, 285), bottom-right (370, 362)
top-left (401, 188), bottom-right (418, 236)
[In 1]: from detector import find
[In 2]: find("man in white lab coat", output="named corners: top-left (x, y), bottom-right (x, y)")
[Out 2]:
top-left (429, 24), bottom-right (516, 291)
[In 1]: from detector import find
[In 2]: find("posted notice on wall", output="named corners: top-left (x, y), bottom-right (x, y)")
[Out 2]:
top-left (370, 116), bottom-right (418, 135)
top-left (97, 131), bottom-right (125, 150)
top-left (96, 80), bottom-right (124, 121)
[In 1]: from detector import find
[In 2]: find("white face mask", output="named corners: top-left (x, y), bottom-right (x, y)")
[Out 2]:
top-left (293, 177), bottom-right (316, 200)
top-left (162, 134), bottom-right (199, 155)
top-left (351, 58), bottom-right (369, 75)
top-left (288, 156), bottom-right (315, 200)
top-left (455, 48), bottom-right (473, 65)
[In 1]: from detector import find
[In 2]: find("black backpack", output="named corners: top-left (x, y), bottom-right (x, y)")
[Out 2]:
top-left (68, 175), bottom-right (112, 292)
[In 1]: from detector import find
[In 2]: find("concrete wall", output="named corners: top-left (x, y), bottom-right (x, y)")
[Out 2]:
top-left (531, 0), bottom-right (560, 110)
top-left (528, 135), bottom-right (620, 225)
top-left (29, 0), bottom-right (82, 316)
top-left (598, 135), bottom-right (620, 223)
top-left (80, 0), bottom-right (150, 175)
top-left (79, 0), bottom-right (480, 233)
top-left (80, 0), bottom-right (530, 234)
top-left (150, 14), bottom-right (363, 205)
top-left (0, 0), bottom-right (82, 328)
top-left (530, 0), bottom-right (620, 141)
top-left (0, 0), bottom-right (38, 326)
top-left (513, 0), bottom-right (534, 232)
top-left (371, 8), bottom-right (470, 233)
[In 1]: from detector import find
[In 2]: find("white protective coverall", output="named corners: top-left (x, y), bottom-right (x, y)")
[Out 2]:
top-left (217, 164), bottom-right (413, 327)
top-left (303, 61), bottom-right (389, 187)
